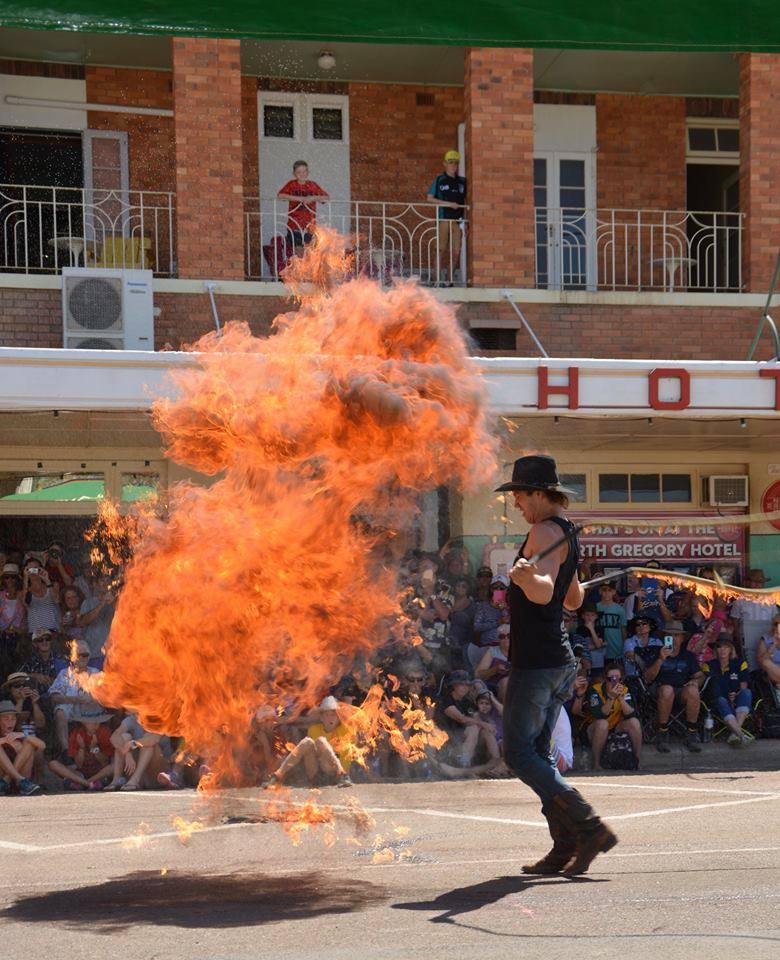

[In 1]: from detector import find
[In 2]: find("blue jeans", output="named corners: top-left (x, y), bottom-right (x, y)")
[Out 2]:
top-left (713, 689), bottom-right (752, 719)
top-left (503, 665), bottom-right (577, 808)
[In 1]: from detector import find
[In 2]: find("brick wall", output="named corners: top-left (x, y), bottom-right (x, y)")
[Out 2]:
top-left (464, 48), bottom-right (535, 286)
top-left (349, 84), bottom-right (463, 201)
top-left (85, 67), bottom-right (175, 194)
top-left (595, 94), bottom-right (686, 210)
top-left (241, 76), bottom-right (260, 198)
top-left (0, 288), bottom-right (61, 347)
top-left (740, 54), bottom-right (780, 292)
top-left (172, 38), bottom-right (245, 280)
top-left (462, 301), bottom-right (774, 360)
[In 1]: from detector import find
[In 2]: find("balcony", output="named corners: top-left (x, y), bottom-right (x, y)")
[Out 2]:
top-left (0, 185), bottom-right (176, 276)
top-left (244, 199), bottom-right (468, 287)
top-left (535, 208), bottom-right (743, 292)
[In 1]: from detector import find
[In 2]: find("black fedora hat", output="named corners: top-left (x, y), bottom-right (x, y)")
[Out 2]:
top-left (495, 454), bottom-right (576, 495)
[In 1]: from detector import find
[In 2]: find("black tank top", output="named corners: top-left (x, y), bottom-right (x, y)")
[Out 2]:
top-left (508, 515), bottom-right (579, 670)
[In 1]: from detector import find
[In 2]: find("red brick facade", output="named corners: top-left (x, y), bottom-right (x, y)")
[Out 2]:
top-left (172, 38), bottom-right (245, 279)
top-left (464, 48), bottom-right (535, 286)
top-left (85, 67), bottom-right (175, 194)
top-left (739, 53), bottom-right (780, 292)
top-left (349, 84), bottom-right (463, 201)
top-left (596, 95), bottom-right (687, 210)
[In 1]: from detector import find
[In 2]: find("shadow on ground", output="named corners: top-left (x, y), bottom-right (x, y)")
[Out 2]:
top-left (1, 869), bottom-right (388, 933)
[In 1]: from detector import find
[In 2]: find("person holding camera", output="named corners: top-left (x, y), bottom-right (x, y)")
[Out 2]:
top-left (22, 558), bottom-right (61, 635)
top-left (43, 541), bottom-right (74, 588)
top-left (641, 620), bottom-right (703, 753)
top-left (2, 671), bottom-right (46, 737)
top-left (574, 666), bottom-right (642, 770)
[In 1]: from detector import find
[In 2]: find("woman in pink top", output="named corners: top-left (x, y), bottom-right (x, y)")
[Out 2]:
top-left (688, 618), bottom-right (722, 667)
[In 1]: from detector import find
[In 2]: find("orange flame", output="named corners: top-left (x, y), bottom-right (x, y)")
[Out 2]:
top-left (93, 226), bottom-right (497, 784)
top-left (170, 816), bottom-right (205, 846)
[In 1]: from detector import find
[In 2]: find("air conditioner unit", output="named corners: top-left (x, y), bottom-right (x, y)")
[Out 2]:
top-left (702, 475), bottom-right (749, 507)
top-left (62, 268), bottom-right (154, 350)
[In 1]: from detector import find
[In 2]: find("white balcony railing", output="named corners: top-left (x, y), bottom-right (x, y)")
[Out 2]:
top-left (535, 208), bottom-right (743, 292)
top-left (244, 199), bottom-right (468, 286)
top-left (0, 185), bottom-right (176, 276)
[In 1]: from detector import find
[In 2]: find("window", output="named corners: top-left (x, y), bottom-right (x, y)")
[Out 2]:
top-left (599, 474), bottom-right (629, 503)
top-left (559, 473), bottom-right (587, 503)
top-left (686, 122), bottom-right (739, 160)
top-left (0, 471), bottom-right (105, 503)
top-left (469, 328), bottom-right (516, 352)
top-left (312, 107), bottom-right (343, 141)
top-left (263, 105), bottom-right (294, 139)
top-left (120, 472), bottom-right (160, 503)
top-left (598, 472), bottom-right (692, 503)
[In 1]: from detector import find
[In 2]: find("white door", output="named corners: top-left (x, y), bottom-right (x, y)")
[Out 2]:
top-left (82, 130), bottom-right (130, 244)
top-left (534, 152), bottom-right (596, 290)
top-left (257, 91), bottom-right (350, 276)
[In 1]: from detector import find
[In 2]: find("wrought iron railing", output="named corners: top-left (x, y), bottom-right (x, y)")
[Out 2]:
top-left (0, 184), bottom-right (176, 276)
top-left (534, 208), bottom-right (743, 292)
top-left (244, 198), bottom-right (468, 286)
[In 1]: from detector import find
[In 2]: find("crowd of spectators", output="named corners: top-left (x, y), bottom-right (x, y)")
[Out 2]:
top-left (2, 536), bottom-right (779, 797)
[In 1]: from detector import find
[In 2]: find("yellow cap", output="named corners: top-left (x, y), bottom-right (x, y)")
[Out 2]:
top-left (444, 149), bottom-right (460, 163)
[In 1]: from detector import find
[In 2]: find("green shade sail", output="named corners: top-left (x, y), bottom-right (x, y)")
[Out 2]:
top-left (2, 479), bottom-right (156, 502)
top-left (0, 1), bottom-right (777, 51)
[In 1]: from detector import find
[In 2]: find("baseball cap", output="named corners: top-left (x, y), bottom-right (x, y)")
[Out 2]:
top-left (444, 149), bottom-right (460, 162)
top-left (447, 670), bottom-right (471, 686)
top-left (32, 629), bottom-right (53, 641)
top-left (476, 566), bottom-right (493, 578)
top-left (715, 635), bottom-right (734, 647)
top-left (319, 695), bottom-right (340, 712)
top-left (2, 563), bottom-right (19, 576)
top-left (665, 620), bottom-right (688, 634)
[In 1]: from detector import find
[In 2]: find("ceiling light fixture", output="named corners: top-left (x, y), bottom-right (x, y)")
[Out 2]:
top-left (317, 50), bottom-right (337, 71)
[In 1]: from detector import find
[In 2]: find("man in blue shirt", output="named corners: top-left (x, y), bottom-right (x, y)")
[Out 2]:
top-left (427, 150), bottom-right (467, 286)
top-left (641, 621), bottom-right (703, 753)
top-left (703, 636), bottom-right (752, 747)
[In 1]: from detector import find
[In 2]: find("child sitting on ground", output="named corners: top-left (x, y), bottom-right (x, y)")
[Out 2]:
top-left (48, 708), bottom-right (115, 791)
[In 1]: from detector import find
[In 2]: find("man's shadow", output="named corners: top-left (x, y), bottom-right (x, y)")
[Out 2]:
top-left (394, 874), bottom-right (605, 925)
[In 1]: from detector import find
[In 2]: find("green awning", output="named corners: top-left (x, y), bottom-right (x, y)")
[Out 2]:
top-left (0, 1), bottom-right (777, 52)
top-left (2, 479), bottom-right (155, 502)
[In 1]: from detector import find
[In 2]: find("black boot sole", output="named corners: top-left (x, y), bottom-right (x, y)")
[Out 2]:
top-left (564, 825), bottom-right (618, 876)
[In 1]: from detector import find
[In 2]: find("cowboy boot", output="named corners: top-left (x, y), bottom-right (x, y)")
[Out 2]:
top-left (550, 790), bottom-right (618, 876)
top-left (522, 803), bottom-right (577, 874)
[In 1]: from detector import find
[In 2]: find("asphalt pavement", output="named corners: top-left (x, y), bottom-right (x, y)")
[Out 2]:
top-left (1, 754), bottom-right (779, 960)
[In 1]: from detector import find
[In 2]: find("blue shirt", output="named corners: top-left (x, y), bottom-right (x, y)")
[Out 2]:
top-left (429, 172), bottom-right (467, 220)
top-left (650, 649), bottom-right (700, 688)
top-left (702, 657), bottom-right (750, 698)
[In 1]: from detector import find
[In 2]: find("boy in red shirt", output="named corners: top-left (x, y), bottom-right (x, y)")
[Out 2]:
top-left (277, 161), bottom-right (329, 255)
top-left (48, 708), bottom-right (115, 790)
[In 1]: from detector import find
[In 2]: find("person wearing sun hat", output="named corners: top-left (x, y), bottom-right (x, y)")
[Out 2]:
top-left (495, 454), bottom-right (616, 877)
top-left (0, 698), bottom-right (44, 795)
top-left (426, 149), bottom-right (467, 285)
top-left (702, 635), bottom-right (753, 747)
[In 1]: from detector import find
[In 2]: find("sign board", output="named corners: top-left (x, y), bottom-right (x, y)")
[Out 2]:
top-left (761, 481), bottom-right (780, 533)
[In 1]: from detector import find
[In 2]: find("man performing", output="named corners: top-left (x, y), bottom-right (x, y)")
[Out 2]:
top-left (497, 454), bottom-right (617, 875)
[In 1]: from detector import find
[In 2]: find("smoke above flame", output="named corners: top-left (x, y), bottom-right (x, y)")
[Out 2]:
top-left (92, 228), bottom-right (497, 781)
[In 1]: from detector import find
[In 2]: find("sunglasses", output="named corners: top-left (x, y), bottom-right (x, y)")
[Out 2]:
top-left (33, 638), bottom-right (51, 643)
top-left (606, 675), bottom-right (622, 682)
top-left (10, 682), bottom-right (27, 688)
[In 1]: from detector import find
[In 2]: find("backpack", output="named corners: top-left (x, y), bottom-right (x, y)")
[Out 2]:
top-left (600, 730), bottom-right (639, 770)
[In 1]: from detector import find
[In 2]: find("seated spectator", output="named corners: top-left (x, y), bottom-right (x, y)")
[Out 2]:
top-left (640, 622), bottom-right (704, 753)
top-left (0, 698), bottom-right (44, 795)
top-left (407, 564), bottom-right (452, 675)
top-left (474, 565), bottom-right (493, 602)
top-left (43, 541), bottom-right (74, 588)
top-left (19, 629), bottom-right (67, 705)
top-left (2, 671), bottom-right (46, 736)
top-left (565, 610), bottom-right (592, 672)
top-left (688, 618), bottom-right (723, 668)
top-left (667, 588), bottom-right (701, 635)
top-left (468, 578), bottom-right (508, 670)
top-left (702, 636), bottom-right (752, 747)
top-left (441, 548), bottom-right (470, 592)
top-left (433, 671), bottom-right (501, 778)
top-left (60, 585), bottom-right (85, 642)
top-left (551, 706), bottom-right (574, 774)
top-left (756, 613), bottom-right (780, 702)
top-left (474, 624), bottom-right (510, 702)
top-left (48, 708), bottom-right (115, 790)
top-left (22, 559), bottom-right (61, 635)
top-left (48, 643), bottom-right (102, 759)
top-left (108, 714), bottom-right (168, 791)
top-left (596, 582), bottom-right (627, 665)
top-left (265, 696), bottom-right (353, 788)
top-left (473, 682), bottom-right (503, 746)
top-left (574, 665), bottom-right (641, 771)
top-left (623, 614), bottom-right (662, 677)
top-left (277, 160), bottom-right (329, 256)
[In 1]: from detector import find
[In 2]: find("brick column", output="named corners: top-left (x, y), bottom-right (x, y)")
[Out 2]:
top-left (740, 54), bottom-right (780, 292)
top-left (464, 48), bottom-right (535, 287)
top-left (173, 38), bottom-right (245, 279)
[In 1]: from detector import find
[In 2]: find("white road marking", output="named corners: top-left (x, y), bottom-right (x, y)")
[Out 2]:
top-left (567, 780), bottom-right (780, 798)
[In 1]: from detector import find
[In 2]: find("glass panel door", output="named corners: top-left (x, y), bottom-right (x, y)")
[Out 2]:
top-left (534, 151), bottom-right (595, 290)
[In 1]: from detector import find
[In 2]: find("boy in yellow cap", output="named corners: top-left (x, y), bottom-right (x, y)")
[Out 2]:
top-left (427, 150), bottom-right (467, 286)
